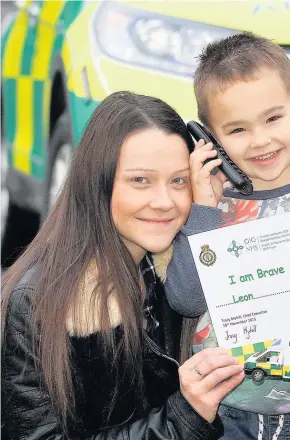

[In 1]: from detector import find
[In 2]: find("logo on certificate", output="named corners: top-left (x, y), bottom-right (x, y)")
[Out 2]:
top-left (199, 245), bottom-right (217, 267)
top-left (227, 240), bottom-right (244, 258)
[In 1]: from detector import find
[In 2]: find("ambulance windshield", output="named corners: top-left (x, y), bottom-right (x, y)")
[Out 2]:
top-left (253, 349), bottom-right (267, 358)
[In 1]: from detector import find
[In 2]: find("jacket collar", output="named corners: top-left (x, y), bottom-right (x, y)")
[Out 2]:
top-left (66, 246), bottom-right (173, 337)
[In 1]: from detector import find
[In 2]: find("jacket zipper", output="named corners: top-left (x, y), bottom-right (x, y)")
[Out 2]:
top-left (143, 331), bottom-right (180, 368)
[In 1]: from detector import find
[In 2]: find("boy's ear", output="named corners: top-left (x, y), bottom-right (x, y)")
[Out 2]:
top-left (152, 245), bottom-right (173, 282)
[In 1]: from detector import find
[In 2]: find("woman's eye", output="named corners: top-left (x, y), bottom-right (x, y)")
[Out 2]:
top-left (229, 128), bottom-right (244, 135)
top-left (267, 115), bottom-right (281, 123)
top-left (171, 177), bottom-right (188, 185)
top-left (133, 177), bottom-right (147, 184)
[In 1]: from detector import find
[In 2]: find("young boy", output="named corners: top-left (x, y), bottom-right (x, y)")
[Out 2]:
top-left (157, 33), bottom-right (290, 439)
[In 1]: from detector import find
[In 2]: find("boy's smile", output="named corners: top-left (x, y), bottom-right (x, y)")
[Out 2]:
top-left (208, 68), bottom-right (290, 190)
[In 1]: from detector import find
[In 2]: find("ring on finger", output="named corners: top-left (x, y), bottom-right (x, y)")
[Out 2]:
top-left (194, 364), bottom-right (204, 377)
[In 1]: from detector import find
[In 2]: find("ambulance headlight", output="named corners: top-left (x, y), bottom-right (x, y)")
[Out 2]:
top-left (92, 2), bottom-right (237, 78)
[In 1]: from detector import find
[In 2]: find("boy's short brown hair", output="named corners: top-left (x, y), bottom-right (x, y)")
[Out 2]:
top-left (194, 32), bottom-right (290, 127)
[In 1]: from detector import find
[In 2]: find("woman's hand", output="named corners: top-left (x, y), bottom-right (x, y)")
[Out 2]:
top-left (190, 140), bottom-right (229, 207)
top-left (178, 347), bottom-right (244, 423)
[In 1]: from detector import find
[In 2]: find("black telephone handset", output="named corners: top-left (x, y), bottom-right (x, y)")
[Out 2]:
top-left (187, 121), bottom-right (253, 196)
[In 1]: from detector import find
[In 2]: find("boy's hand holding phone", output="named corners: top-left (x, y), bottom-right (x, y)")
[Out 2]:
top-left (190, 139), bottom-right (230, 207)
top-left (187, 120), bottom-right (253, 199)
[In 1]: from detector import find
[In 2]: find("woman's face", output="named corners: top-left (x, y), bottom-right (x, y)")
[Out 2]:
top-left (111, 128), bottom-right (192, 263)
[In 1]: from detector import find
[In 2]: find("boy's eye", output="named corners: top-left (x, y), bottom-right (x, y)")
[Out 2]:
top-left (267, 115), bottom-right (281, 123)
top-left (229, 128), bottom-right (244, 135)
top-left (133, 177), bottom-right (148, 184)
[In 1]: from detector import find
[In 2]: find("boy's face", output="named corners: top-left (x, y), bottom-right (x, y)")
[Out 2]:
top-left (208, 68), bottom-right (290, 190)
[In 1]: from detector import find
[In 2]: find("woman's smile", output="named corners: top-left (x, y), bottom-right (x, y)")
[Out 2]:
top-left (137, 217), bottom-right (174, 225)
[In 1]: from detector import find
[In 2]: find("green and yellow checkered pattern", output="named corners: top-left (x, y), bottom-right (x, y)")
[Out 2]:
top-left (251, 361), bottom-right (283, 376)
top-left (1, 0), bottom-right (82, 178)
top-left (228, 340), bottom-right (275, 365)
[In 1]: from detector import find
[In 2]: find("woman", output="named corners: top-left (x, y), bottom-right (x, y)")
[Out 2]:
top-left (1, 91), bottom-right (244, 439)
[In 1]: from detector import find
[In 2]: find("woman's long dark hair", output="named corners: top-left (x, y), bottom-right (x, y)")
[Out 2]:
top-left (2, 91), bottom-right (193, 424)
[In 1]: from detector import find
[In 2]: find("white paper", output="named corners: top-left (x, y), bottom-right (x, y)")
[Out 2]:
top-left (188, 213), bottom-right (290, 350)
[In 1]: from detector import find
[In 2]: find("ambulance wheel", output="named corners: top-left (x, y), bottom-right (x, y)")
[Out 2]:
top-left (42, 112), bottom-right (73, 220)
top-left (252, 369), bottom-right (265, 383)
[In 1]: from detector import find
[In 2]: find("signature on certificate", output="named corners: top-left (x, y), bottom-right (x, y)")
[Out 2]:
top-left (225, 330), bottom-right (238, 344)
top-left (243, 325), bottom-right (257, 339)
top-left (225, 325), bottom-right (257, 344)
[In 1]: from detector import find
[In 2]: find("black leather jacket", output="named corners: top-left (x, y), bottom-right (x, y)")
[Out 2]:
top-left (2, 267), bottom-right (224, 440)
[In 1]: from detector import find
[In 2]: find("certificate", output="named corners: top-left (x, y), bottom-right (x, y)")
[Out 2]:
top-left (188, 213), bottom-right (290, 352)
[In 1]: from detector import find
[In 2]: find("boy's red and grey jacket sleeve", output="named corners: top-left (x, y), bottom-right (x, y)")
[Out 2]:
top-left (165, 204), bottom-right (223, 317)
top-left (2, 285), bottom-right (224, 440)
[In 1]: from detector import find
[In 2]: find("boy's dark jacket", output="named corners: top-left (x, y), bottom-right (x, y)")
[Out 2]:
top-left (2, 263), bottom-right (223, 440)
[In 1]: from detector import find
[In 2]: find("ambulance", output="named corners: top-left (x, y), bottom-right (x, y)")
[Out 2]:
top-left (244, 339), bottom-right (290, 383)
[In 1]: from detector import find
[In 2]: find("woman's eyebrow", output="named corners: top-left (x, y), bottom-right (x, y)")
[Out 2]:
top-left (125, 168), bottom-right (157, 172)
top-left (125, 167), bottom-right (190, 173)
top-left (175, 167), bottom-right (190, 173)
